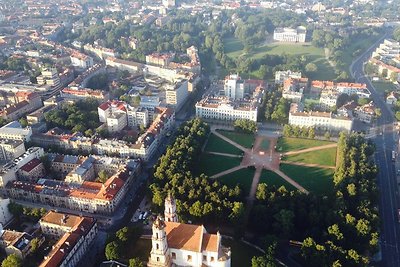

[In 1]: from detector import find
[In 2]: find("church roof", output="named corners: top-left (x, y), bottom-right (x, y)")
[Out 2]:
top-left (202, 233), bottom-right (218, 252)
top-left (165, 222), bottom-right (203, 252)
top-left (165, 222), bottom-right (219, 253)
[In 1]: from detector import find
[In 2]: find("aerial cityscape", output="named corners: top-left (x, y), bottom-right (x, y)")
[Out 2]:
top-left (0, 0), bottom-right (399, 266)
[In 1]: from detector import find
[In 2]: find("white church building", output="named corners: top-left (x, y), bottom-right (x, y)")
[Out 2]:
top-left (147, 195), bottom-right (231, 267)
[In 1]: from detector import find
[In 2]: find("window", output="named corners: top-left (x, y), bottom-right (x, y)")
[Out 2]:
top-left (157, 257), bottom-right (160, 262)
top-left (211, 256), bottom-right (215, 262)
top-left (156, 233), bottom-right (159, 239)
top-left (156, 244), bottom-right (159, 250)
top-left (172, 252), bottom-right (176, 259)
top-left (203, 255), bottom-right (207, 261)
top-left (187, 255), bottom-right (192, 262)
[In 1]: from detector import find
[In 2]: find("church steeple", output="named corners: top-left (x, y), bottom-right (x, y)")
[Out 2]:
top-left (147, 216), bottom-right (171, 267)
top-left (164, 193), bottom-right (178, 222)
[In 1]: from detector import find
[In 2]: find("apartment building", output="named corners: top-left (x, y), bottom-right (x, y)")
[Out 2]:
top-left (17, 158), bottom-right (45, 181)
top-left (105, 57), bottom-right (143, 73)
top-left (0, 92), bottom-right (43, 121)
top-left (289, 111), bottom-right (353, 132)
top-left (39, 211), bottom-right (98, 267)
top-left (0, 121), bottom-right (32, 142)
top-left (83, 43), bottom-right (118, 60)
top-left (60, 87), bottom-right (109, 102)
top-left (146, 52), bottom-right (175, 67)
top-left (273, 26), bottom-right (307, 43)
top-left (70, 52), bottom-right (94, 69)
top-left (224, 74), bottom-right (245, 99)
top-left (0, 139), bottom-right (25, 163)
top-left (275, 70), bottom-right (302, 85)
top-left (196, 97), bottom-right (258, 122)
top-left (282, 77), bottom-right (308, 103)
top-left (0, 229), bottom-right (34, 259)
top-left (37, 68), bottom-right (61, 88)
top-left (165, 80), bottom-right (189, 110)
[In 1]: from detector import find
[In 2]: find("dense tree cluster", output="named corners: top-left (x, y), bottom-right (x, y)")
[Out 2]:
top-left (301, 133), bottom-right (379, 266)
top-left (150, 118), bottom-right (244, 224)
top-left (105, 226), bottom-right (143, 264)
top-left (44, 99), bottom-right (100, 135)
top-left (233, 119), bottom-right (257, 133)
top-left (258, 88), bottom-right (290, 124)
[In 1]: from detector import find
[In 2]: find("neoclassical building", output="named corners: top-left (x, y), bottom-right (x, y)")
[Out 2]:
top-left (148, 196), bottom-right (231, 267)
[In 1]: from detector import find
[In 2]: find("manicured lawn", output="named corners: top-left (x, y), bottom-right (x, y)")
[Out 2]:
top-left (222, 238), bottom-right (263, 267)
top-left (372, 81), bottom-right (397, 94)
top-left (218, 167), bottom-right (255, 196)
top-left (223, 37), bottom-right (336, 80)
top-left (276, 137), bottom-right (334, 153)
top-left (197, 153), bottom-right (242, 176)
top-left (259, 170), bottom-right (296, 191)
top-left (284, 147), bottom-right (337, 166)
top-left (280, 164), bottom-right (334, 195)
top-left (204, 133), bottom-right (243, 155)
top-left (217, 130), bottom-right (254, 148)
top-left (259, 139), bottom-right (270, 150)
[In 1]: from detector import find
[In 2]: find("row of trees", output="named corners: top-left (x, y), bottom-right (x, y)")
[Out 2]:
top-left (233, 119), bottom-right (257, 133)
top-left (282, 125), bottom-right (317, 140)
top-left (150, 118), bottom-right (244, 225)
top-left (301, 133), bottom-right (379, 266)
top-left (258, 88), bottom-right (290, 124)
top-left (44, 99), bottom-right (101, 135)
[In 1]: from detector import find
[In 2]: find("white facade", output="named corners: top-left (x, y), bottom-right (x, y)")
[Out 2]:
top-left (0, 139), bottom-right (25, 163)
top-left (0, 121), bottom-right (32, 142)
top-left (336, 84), bottom-right (371, 98)
top-left (165, 80), bottom-right (189, 110)
top-left (289, 111), bottom-right (353, 132)
top-left (0, 198), bottom-right (12, 225)
top-left (224, 74), bottom-right (244, 99)
top-left (196, 97), bottom-right (258, 122)
top-left (70, 54), bottom-right (94, 69)
top-left (273, 26), bottom-right (306, 43)
top-left (162, 0), bottom-right (175, 7)
top-left (107, 113), bottom-right (127, 133)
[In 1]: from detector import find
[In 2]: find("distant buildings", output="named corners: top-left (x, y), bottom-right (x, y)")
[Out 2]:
top-left (273, 26), bottom-right (307, 43)
top-left (370, 39), bottom-right (400, 82)
top-left (224, 74), bottom-right (244, 99)
top-left (61, 87), bottom-right (109, 102)
top-left (275, 70), bottom-right (302, 85)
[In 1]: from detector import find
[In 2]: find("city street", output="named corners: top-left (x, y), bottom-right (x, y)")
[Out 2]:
top-left (350, 30), bottom-right (400, 266)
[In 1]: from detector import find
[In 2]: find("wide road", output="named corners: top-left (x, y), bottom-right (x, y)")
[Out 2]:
top-left (350, 31), bottom-right (400, 266)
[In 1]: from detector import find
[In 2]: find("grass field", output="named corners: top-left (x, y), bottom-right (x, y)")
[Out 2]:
top-left (217, 130), bottom-right (254, 148)
top-left (280, 164), bottom-right (334, 195)
top-left (223, 36), bottom-right (336, 80)
top-left (204, 133), bottom-right (243, 155)
top-left (259, 170), bottom-right (296, 191)
top-left (372, 81), bottom-right (397, 94)
top-left (197, 153), bottom-right (242, 176)
top-left (259, 139), bottom-right (270, 150)
top-left (284, 147), bottom-right (337, 166)
top-left (218, 167), bottom-right (255, 196)
top-left (222, 238), bottom-right (263, 267)
top-left (276, 137), bottom-right (334, 153)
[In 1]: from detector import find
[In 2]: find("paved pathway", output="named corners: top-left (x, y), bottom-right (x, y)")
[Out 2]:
top-left (283, 143), bottom-right (337, 156)
top-left (281, 160), bottom-right (336, 170)
top-left (206, 151), bottom-right (242, 158)
top-left (273, 169), bottom-right (309, 194)
top-left (212, 129), bottom-right (247, 152)
top-left (210, 165), bottom-right (247, 179)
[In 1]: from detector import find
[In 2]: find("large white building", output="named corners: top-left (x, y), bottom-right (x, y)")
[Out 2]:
top-left (289, 110), bottom-right (353, 132)
top-left (165, 80), bottom-right (189, 110)
top-left (195, 97), bottom-right (258, 122)
top-left (0, 198), bottom-right (13, 225)
top-left (147, 196), bottom-right (231, 267)
top-left (224, 74), bottom-right (244, 99)
top-left (70, 53), bottom-right (94, 69)
top-left (273, 26), bottom-right (307, 43)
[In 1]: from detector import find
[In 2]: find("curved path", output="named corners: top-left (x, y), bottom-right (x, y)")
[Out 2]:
top-left (283, 143), bottom-right (337, 156)
top-left (280, 160), bottom-right (336, 170)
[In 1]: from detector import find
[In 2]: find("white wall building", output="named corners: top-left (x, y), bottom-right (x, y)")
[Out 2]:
top-left (224, 74), bottom-right (244, 99)
top-left (70, 53), bottom-right (94, 69)
top-left (196, 97), bottom-right (258, 122)
top-left (165, 80), bottom-right (189, 110)
top-left (273, 26), bottom-right (307, 43)
top-left (0, 198), bottom-right (12, 225)
top-left (0, 139), bottom-right (25, 163)
top-left (289, 111), bottom-right (353, 132)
